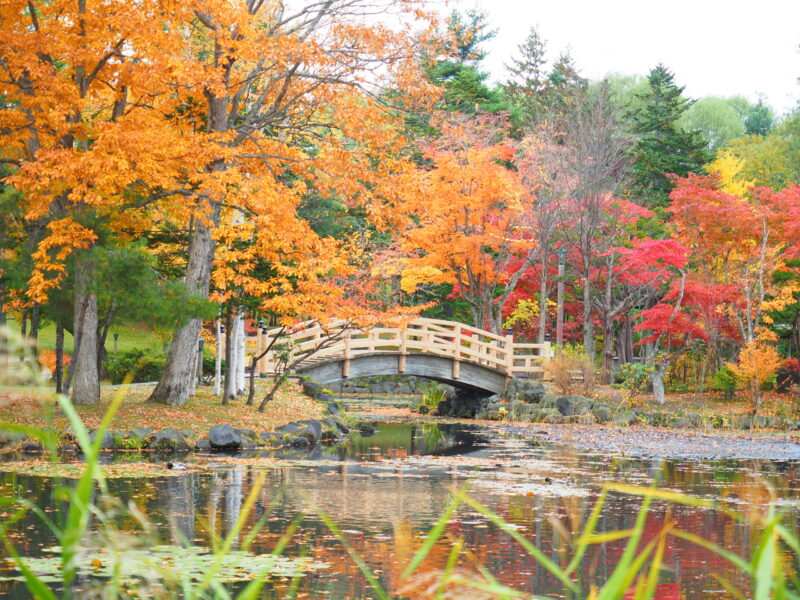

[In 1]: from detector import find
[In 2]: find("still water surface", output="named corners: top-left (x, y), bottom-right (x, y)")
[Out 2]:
top-left (1, 420), bottom-right (799, 598)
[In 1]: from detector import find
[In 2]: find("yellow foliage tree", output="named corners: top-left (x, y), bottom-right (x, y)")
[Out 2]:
top-left (728, 340), bottom-right (783, 419)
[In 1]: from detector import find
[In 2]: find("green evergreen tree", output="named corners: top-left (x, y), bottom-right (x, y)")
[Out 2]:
top-left (503, 29), bottom-right (587, 132)
top-left (744, 99), bottom-right (775, 136)
top-left (628, 64), bottom-right (711, 208)
top-left (504, 26), bottom-right (549, 125)
top-left (426, 10), bottom-right (505, 114)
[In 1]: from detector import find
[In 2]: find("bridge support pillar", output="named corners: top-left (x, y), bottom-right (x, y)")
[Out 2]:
top-left (398, 328), bottom-right (407, 373)
top-left (452, 327), bottom-right (461, 379)
top-left (342, 331), bottom-right (351, 378)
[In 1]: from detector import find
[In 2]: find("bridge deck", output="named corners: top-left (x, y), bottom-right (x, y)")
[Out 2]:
top-left (243, 318), bottom-right (552, 382)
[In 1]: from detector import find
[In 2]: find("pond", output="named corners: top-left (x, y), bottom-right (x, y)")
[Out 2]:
top-left (1, 418), bottom-right (798, 598)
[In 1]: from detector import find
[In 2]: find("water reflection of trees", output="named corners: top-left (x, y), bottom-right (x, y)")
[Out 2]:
top-left (4, 436), bottom-right (800, 599)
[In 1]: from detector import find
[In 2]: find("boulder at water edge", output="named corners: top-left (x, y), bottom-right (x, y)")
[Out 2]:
top-left (208, 424), bottom-right (242, 449)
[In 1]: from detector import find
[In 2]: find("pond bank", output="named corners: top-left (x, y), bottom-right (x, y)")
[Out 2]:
top-left (354, 404), bottom-right (800, 461)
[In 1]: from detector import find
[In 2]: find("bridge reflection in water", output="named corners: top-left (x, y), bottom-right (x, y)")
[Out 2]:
top-left (246, 318), bottom-right (553, 394)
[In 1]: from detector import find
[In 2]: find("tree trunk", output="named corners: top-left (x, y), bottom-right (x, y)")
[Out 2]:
top-left (222, 310), bottom-right (236, 404)
top-left (487, 310), bottom-right (502, 336)
top-left (793, 310), bottom-right (800, 358)
top-left (236, 313), bottom-right (246, 394)
top-left (246, 353), bottom-right (259, 406)
top-left (55, 322), bottom-right (64, 394)
top-left (148, 207), bottom-right (219, 406)
top-left (29, 304), bottom-right (40, 353)
top-left (582, 279), bottom-right (594, 357)
top-left (651, 363), bottom-right (667, 405)
top-left (601, 318), bottom-right (615, 384)
top-left (616, 316), bottom-right (633, 364)
top-left (71, 253), bottom-right (100, 405)
top-left (214, 318), bottom-right (222, 396)
top-left (538, 256), bottom-right (548, 343)
top-left (0, 308), bottom-right (7, 370)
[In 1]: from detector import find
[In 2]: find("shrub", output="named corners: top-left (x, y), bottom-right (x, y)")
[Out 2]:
top-left (104, 349), bottom-right (166, 384)
top-left (618, 362), bottom-right (653, 392)
top-left (784, 357), bottom-right (800, 373)
top-left (418, 382), bottom-right (446, 413)
top-left (710, 366), bottom-right (737, 401)
top-left (547, 344), bottom-right (595, 395)
top-left (202, 353), bottom-right (225, 375)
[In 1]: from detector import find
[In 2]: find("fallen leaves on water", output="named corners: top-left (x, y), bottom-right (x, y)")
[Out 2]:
top-left (0, 460), bottom-right (203, 479)
top-left (0, 545), bottom-right (329, 586)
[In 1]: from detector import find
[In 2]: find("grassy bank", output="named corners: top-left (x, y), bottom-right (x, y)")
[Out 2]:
top-left (0, 379), bottom-right (323, 436)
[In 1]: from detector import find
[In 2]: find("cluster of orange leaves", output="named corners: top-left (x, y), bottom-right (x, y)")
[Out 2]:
top-left (37, 350), bottom-right (71, 375)
top-left (1, 0), bottom-right (441, 328)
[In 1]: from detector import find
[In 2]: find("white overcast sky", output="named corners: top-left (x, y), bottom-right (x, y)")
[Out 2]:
top-left (458, 0), bottom-right (800, 115)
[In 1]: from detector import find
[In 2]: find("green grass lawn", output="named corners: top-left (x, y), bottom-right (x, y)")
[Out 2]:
top-left (7, 316), bottom-right (165, 355)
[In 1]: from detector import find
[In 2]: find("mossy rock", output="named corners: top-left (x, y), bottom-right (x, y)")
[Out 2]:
top-left (592, 405), bottom-right (612, 423)
top-left (112, 433), bottom-right (145, 450)
top-left (612, 410), bottom-right (637, 426)
top-left (647, 412), bottom-right (675, 428)
top-left (148, 427), bottom-right (191, 451)
top-left (0, 430), bottom-right (28, 448)
top-left (89, 430), bottom-right (115, 450)
top-left (528, 407), bottom-right (561, 423)
top-left (539, 394), bottom-right (558, 409)
top-left (259, 432), bottom-right (285, 446)
top-left (509, 401), bottom-right (533, 421)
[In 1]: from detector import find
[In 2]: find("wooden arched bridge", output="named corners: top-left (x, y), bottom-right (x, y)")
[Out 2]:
top-left (247, 318), bottom-right (552, 395)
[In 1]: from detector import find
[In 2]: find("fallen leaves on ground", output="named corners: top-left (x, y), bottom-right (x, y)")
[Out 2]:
top-left (0, 380), bottom-right (324, 436)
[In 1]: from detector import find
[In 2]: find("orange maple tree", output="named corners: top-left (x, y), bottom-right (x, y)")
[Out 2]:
top-left (0, 0), bottom-right (207, 404)
top-left (395, 114), bottom-right (539, 334)
top-left (1, 0), bottom-right (438, 407)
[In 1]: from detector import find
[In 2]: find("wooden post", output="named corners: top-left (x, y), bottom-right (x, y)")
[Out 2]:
top-left (398, 328), bottom-right (407, 373)
top-left (505, 333), bottom-right (515, 376)
top-left (256, 329), bottom-right (266, 375)
top-left (342, 329), bottom-right (351, 378)
top-left (452, 327), bottom-right (461, 379)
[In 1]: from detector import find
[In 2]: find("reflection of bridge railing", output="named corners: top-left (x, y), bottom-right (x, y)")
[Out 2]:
top-left (245, 318), bottom-right (553, 380)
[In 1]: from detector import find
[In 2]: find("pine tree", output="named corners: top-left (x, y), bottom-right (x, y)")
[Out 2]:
top-left (426, 10), bottom-right (504, 114)
top-left (628, 64), bottom-right (710, 208)
top-left (744, 99), bottom-right (774, 136)
top-left (504, 27), bottom-right (548, 124)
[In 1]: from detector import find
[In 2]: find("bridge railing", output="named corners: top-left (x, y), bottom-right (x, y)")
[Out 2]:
top-left (245, 317), bottom-right (553, 379)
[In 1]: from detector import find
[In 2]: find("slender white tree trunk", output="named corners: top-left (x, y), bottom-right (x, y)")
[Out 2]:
top-left (223, 311), bottom-right (237, 403)
top-left (582, 279), bottom-right (594, 357)
top-left (538, 257), bottom-right (548, 343)
top-left (214, 318), bottom-right (222, 396)
top-left (236, 313), bottom-right (246, 394)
